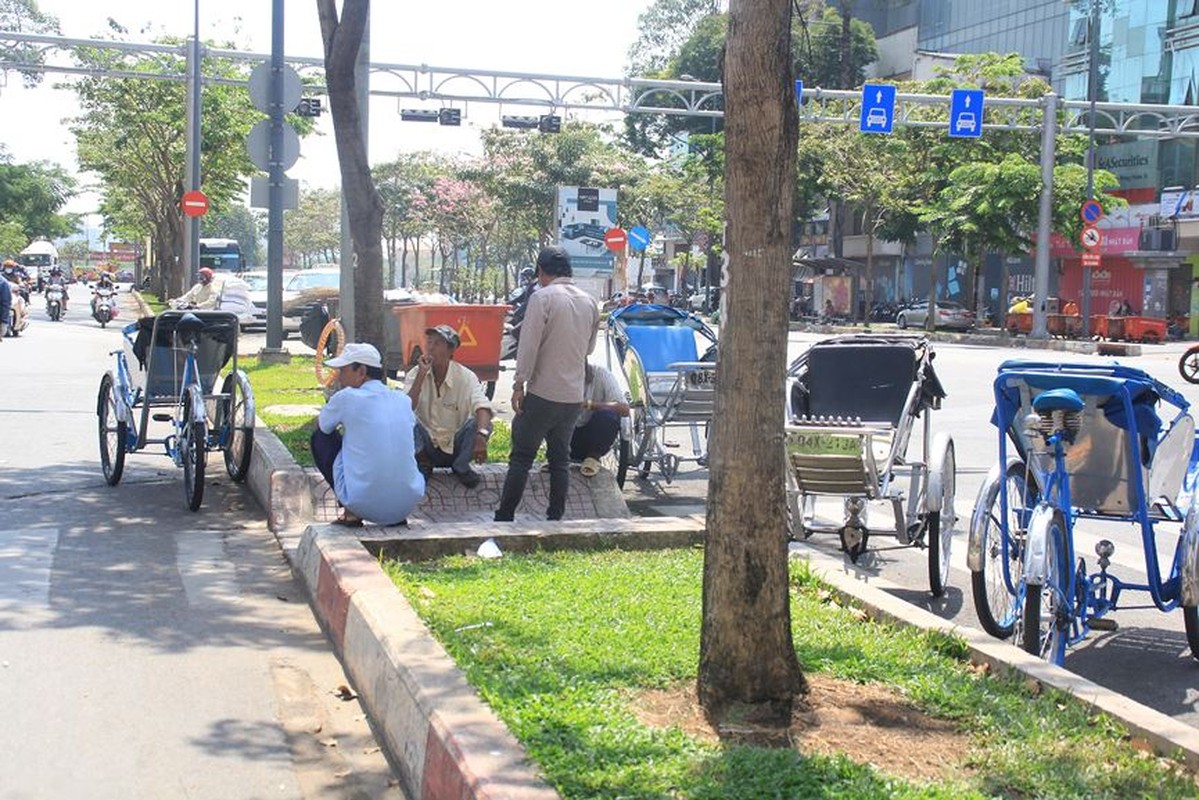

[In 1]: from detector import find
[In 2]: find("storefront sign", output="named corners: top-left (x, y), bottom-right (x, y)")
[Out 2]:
top-left (1096, 140), bottom-right (1157, 190)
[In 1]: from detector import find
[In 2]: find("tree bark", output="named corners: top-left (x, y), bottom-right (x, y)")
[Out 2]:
top-left (318, 0), bottom-right (385, 352)
top-left (698, 0), bottom-right (805, 736)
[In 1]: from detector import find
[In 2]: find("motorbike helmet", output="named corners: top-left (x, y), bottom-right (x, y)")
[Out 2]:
top-left (198, 267), bottom-right (215, 284)
top-left (50, 266), bottom-right (62, 276)
top-left (519, 267), bottom-right (536, 283)
top-left (3, 259), bottom-right (14, 267)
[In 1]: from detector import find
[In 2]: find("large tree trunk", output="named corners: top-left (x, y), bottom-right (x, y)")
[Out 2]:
top-left (318, 0), bottom-right (385, 352)
top-left (698, 0), bottom-right (805, 736)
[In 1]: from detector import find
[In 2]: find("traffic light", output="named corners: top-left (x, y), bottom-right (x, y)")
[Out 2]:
top-left (400, 109), bottom-right (440, 122)
top-left (501, 115), bottom-right (541, 129)
top-left (295, 97), bottom-right (323, 117)
top-left (538, 114), bottom-right (561, 133)
top-left (438, 108), bottom-right (461, 126)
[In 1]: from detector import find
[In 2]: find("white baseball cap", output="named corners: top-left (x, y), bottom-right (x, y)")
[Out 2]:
top-left (324, 342), bottom-right (382, 369)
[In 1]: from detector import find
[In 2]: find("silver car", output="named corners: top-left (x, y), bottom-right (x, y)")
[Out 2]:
top-left (895, 300), bottom-right (976, 331)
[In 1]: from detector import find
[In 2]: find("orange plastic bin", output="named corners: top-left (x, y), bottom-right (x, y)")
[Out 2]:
top-left (391, 303), bottom-right (510, 393)
top-left (1122, 316), bottom-right (1166, 343)
top-left (1005, 312), bottom-right (1033, 335)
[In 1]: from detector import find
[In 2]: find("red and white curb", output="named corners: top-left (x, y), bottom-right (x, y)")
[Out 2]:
top-left (296, 525), bottom-right (559, 800)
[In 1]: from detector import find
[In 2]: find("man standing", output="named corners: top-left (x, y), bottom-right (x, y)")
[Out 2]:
top-left (406, 324), bottom-right (495, 488)
top-left (311, 343), bottom-right (424, 526)
top-left (495, 246), bottom-right (599, 521)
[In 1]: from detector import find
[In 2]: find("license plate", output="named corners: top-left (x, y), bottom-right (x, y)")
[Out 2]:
top-left (687, 368), bottom-right (717, 386)
top-left (790, 433), bottom-right (860, 456)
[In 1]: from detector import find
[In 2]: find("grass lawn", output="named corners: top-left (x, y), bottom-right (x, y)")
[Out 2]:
top-left (139, 291), bottom-right (166, 314)
top-left (240, 354), bottom-right (513, 467)
top-left (387, 548), bottom-right (1198, 799)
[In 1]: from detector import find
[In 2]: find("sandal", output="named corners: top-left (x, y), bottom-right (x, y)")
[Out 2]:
top-left (332, 513), bottom-right (364, 527)
top-left (580, 457), bottom-right (601, 478)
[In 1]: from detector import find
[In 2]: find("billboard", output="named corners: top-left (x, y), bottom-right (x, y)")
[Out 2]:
top-left (556, 186), bottom-right (617, 276)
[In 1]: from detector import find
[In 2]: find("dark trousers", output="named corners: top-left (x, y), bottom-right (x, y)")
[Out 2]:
top-left (414, 418), bottom-right (478, 474)
top-left (310, 428), bottom-right (342, 500)
top-left (570, 409), bottom-right (620, 461)
top-left (495, 393), bottom-right (581, 521)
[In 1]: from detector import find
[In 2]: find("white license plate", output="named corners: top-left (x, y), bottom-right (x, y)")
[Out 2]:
top-left (687, 369), bottom-right (717, 386)
top-left (791, 433), bottom-right (860, 456)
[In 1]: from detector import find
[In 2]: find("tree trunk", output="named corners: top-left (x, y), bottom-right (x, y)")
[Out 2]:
top-left (699, 0), bottom-right (805, 736)
top-left (926, 247), bottom-right (939, 333)
top-left (318, 0), bottom-right (385, 352)
top-left (864, 202), bottom-right (874, 327)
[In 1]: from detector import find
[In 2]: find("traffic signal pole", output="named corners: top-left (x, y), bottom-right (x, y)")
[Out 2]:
top-left (183, 2), bottom-right (202, 286)
top-left (1031, 93), bottom-right (1057, 340)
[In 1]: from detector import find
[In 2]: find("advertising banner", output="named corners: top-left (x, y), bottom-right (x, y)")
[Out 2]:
top-left (1096, 141), bottom-right (1157, 190)
top-left (556, 186), bottom-right (617, 276)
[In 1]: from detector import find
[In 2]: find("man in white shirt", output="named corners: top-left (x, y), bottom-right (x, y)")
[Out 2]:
top-left (405, 324), bottom-right (495, 488)
top-left (311, 343), bottom-right (424, 526)
top-left (171, 267), bottom-right (221, 310)
top-left (571, 362), bottom-right (630, 477)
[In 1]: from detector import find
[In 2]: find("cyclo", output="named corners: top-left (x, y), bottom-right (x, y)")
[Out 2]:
top-left (96, 310), bottom-right (255, 511)
top-left (970, 360), bottom-right (1199, 665)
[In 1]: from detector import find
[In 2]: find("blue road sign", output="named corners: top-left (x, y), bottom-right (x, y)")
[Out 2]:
top-left (794, 79), bottom-right (803, 108)
top-left (1081, 198), bottom-right (1104, 224)
top-left (628, 226), bottom-right (652, 251)
top-left (948, 89), bottom-right (984, 138)
top-left (859, 83), bottom-right (896, 134)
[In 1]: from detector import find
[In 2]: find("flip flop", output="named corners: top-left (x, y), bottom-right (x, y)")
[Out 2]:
top-left (580, 457), bottom-right (601, 478)
top-left (332, 514), bottom-right (364, 527)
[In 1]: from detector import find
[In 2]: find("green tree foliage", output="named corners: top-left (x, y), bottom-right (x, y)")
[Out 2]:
top-left (204, 204), bottom-right (263, 266)
top-left (0, 150), bottom-right (77, 240)
top-left (0, 220), bottom-right (28, 257)
top-left (69, 39), bottom-right (264, 297)
top-left (374, 152), bottom-right (444, 287)
top-left (0, 0), bottom-right (61, 86)
top-left (283, 187), bottom-right (341, 268)
top-left (793, 5), bottom-right (878, 89)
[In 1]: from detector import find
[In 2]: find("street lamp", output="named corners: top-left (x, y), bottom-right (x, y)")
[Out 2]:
top-left (1080, 0), bottom-right (1101, 335)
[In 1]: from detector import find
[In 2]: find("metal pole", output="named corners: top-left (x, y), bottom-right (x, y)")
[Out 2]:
top-left (1080, 0), bottom-right (1100, 336)
top-left (1031, 92), bottom-right (1058, 339)
top-left (338, 15), bottom-right (368, 341)
top-left (184, 0), bottom-right (201, 283)
top-left (264, 0), bottom-right (285, 352)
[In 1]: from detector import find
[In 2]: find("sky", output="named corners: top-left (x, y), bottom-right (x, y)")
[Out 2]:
top-left (0, 0), bottom-right (655, 218)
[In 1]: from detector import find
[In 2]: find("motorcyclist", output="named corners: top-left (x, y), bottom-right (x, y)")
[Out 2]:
top-left (2, 259), bottom-right (30, 303)
top-left (91, 270), bottom-right (117, 316)
top-left (170, 267), bottom-right (221, 309)
top-left (45, 266), bottom-right (69, 312)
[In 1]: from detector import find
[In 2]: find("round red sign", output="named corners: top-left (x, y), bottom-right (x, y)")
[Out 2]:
top-left (181, 189), bottom-right (210, 218)
top-left (604, 227), bottom-right (627, 252)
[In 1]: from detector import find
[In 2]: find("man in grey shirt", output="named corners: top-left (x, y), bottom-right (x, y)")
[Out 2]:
top-left (495, 246), bottom-right (600, 521)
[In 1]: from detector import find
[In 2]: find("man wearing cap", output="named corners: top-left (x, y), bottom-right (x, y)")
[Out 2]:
top-left (170, 267), bottom-right (221, 310)
top-left (405, 324), bottom-right (495, 488)
top-left (311, 342), bottom-right (424, 526)
top-left (495, 245), bottom-right (600, 522)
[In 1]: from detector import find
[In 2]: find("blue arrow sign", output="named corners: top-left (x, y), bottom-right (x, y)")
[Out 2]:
top-left (628, 226), bottom-right (652, 251)
top-left (794, 79), bottom-right (803, 108)
top-left (859, 83), bottom-right (896, 134)
top-left (948, 88), bottom-right (984, 138)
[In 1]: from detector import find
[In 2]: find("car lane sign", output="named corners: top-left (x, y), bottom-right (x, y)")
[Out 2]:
top-left (1081, 225), bottom-right (1102, 250)
top-left (948, 89), bottom-right (984, 138)
top-left (859, 84), bottom-right (896, 134)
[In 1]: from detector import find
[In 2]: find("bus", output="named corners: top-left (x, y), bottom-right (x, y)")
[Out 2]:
top-left (199, 238), bottom-right (245, 273)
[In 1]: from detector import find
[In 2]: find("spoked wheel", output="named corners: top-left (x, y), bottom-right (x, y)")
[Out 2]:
top-left (1017, 508), bottom-right (1070, 665)
top-left (1184, 607), bottom-right (1199, 662)
top-left (926, 435), bottom-right (956, 597)
top-left (220, 372), bottom-right (254, 482)
top-left (97, 372), bottom-right (126, 486)
top-left (180, 387), bottom-right (207, 511)
top-left (1179, 346), bottom-right (1199, 385)
top-left (971, 460), bottom-right (1036, 639)
top-left (607, 437), bottom-right (631, 489)
top-left (627, 403), bottom-right (653, 481)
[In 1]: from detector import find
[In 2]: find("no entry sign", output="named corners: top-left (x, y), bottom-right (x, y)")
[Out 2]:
top-left (604, 227), bottom-right (627, 252)
top-left (181, 189), bottom-right (210, 218)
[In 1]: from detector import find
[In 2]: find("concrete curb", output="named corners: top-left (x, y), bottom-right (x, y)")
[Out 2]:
top-left (794, 543), bottom-right (1199, 772)
top-left (297, 524), bottom-right (560, 800)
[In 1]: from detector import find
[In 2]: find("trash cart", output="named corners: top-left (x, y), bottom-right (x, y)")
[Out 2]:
top-left (392, 304), bottom-right (510, 398)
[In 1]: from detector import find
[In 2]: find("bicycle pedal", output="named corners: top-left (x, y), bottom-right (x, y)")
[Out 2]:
top-left (664, 442), bottom-right (680, 448)
top-left (1089, 618), bottom-right (1118, 631)
top-left (152, 413), bottom-right (172, 422)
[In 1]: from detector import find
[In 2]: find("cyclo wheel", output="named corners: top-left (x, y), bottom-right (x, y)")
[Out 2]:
top-left (313, 318), bottom-right (346, 387)
top-left (181, 386), bottom-right (208, 512)
top-left (971, 460), bottom-right (1036, 639)
top-left (926, 435), bottom-right (956, 598)
top-left (1179, 346), bottom-right (1199, 385)
top-left (220, 372), bottom-right (255, 482)
top-left (97, 372), bottom-right (126, 486)
top-left (1018, 508), bottom-right (1069, 665)
top-left (609, 437), bottom-right (631, 489)
top-left (1184, 607), bottom-right (1199, 662)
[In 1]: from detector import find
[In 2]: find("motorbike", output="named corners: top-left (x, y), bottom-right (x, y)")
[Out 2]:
top-left (500, 282), bottom-right (535, 361)
top-left (91, 285), bottom-right (117, 327)
top-left (1179, 344), bottom-right (1199, 384)
top-left (45, 283), bottom-right (65, 321)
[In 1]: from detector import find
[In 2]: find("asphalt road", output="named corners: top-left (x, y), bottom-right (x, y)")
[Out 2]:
top-left (0, 286), bottom-right (404, 799)
top-left (248, 316), bottom-right (1199, 728)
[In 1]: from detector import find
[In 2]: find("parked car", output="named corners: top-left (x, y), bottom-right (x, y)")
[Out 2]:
top-left (239, 269), bottom-right (300, 332)
top-left (688, 287), bottom-right (719, 313)
top-left (895, 300), bottom-right (976, 331)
